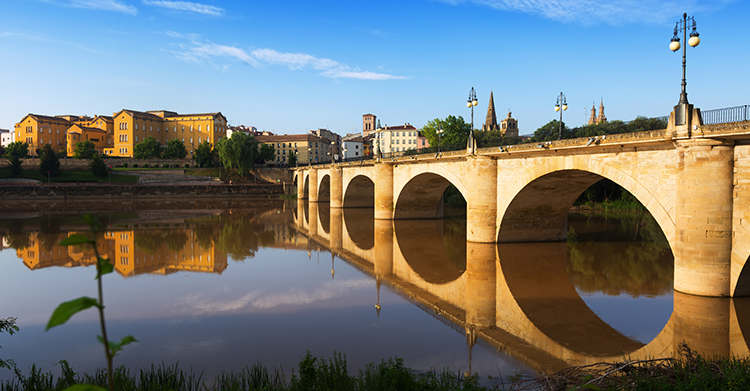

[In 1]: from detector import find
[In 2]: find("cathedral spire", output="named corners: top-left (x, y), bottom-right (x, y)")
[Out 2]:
top-left (597, 99), bottom-right (607, 123)
top-left (589, 102), bottom-right (597, 125)
top-left (483, 91), bottom-right (498, 132)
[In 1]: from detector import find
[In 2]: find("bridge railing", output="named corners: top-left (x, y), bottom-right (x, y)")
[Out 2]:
top-left (702, 105), bottom-right (750, 125)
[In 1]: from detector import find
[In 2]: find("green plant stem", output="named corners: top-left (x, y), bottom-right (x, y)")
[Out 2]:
top-left (92, 238), bottom-right (114, 391)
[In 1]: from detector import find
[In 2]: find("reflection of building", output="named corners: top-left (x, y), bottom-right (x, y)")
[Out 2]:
top-left (17, 229), bottom-right (227, 277)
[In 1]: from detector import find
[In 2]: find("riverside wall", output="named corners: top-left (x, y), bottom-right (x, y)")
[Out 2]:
top-left (0, 183), bottom-right (284, 200)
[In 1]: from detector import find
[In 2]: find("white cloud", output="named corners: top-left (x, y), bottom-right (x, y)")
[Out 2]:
top-left (69, 0), bottom-right (137, 15)
top-left (439, 0), bottom-right (734, 24)
top-left (174, 279), bottom-right (373, 316)
top-left (143, 0), bottom-right (224, 16)
top-left (170, 36), bottom-right (406, 80)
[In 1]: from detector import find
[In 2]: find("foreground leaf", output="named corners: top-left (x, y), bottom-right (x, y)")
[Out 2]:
top-left (97, 257), bottom-right (114, 277)
top-left (46, 297), bottom-right (99, 331)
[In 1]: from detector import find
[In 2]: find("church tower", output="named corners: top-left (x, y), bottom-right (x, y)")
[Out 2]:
top-left (362, 114), bottom-right (376, 136)
top-left (482, 92), bottom-right (499, 132)
top-left (588, 103), bottom-right (597, 125)
top-left (597, 99), bottom-right (607, 123)
top-left (500, 112), bottom-right (518, 137)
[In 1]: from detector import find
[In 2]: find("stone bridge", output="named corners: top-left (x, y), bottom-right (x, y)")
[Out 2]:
top-left (294, 107), bottom-right (750, 298)
top-left (292, 200), bottom-right (750, 374)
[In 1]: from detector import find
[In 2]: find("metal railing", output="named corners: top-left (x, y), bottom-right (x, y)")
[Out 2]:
top-left (702, 105), bottom-right (750, 125)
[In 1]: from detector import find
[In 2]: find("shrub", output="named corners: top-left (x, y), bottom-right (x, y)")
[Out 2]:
top-left (132, 164), bottom-right (138, 168)
top-left (143, 163), bottom-right (149, 168)
top-left (122, 163), bottom-right (128, 168)
top-left (184, 163), bottom-right (190, 168)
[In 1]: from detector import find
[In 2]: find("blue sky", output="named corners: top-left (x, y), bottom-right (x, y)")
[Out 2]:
top-left (1, 0), bottom-right (747, 136)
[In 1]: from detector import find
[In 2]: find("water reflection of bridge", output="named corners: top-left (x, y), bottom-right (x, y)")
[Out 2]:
top-left (294, 200), bottom-right (750, 374)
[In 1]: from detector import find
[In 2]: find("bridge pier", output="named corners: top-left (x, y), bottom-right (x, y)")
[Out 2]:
top-left (297, 171), bottom-right (305, 199)
top-left (374, 219), bottom-right (394, 278)
top-left (674, 139), bottom-right (734, 297)
top-left (374, 163), bottom-right (394, 220)
top-left (466, 156), bottom-right (498, 243)
top-left (465, 242), bottom-right (496, 328)
top-left (330, 166), bottom-right (343, 208)
top-left (309, 169), bottom-right (319, 203)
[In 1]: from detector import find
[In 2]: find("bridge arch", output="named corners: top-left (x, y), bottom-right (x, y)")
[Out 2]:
top-left (497, 162), bottom-right (675, 251)
top-left (343, 175), bottom-right (375, 208)
top-left (393, 170), bottom-right (468, 220)
top-left (318, 174), bottom-right (331, 203)
top-left (394, 219), bottom-right (466, 285)
top-left (302, 173), bottom-right (310, 199)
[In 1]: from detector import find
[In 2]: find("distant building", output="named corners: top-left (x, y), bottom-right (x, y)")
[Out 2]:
top-left (256, 133), bottom-right (334, 166)
top-left (341, 133), bottom-right (364, 159)
top-left (227, 125), bottom-right (258, 138)
top-left (372, 124), bottom-right (418, 155)
top-left (417, 132), bottom-right (430, 149)
top-left (588, 99), bottom-right (608, 125)
top-left (0, 128), bottom-right (14, 147)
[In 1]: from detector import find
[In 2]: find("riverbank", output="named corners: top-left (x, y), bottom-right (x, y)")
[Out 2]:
top-left (4, 345), bottom-right (749, 391)
top-left (0, 183), bottom-right (285, 200)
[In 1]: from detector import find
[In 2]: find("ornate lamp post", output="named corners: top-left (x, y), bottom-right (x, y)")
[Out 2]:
top-left (554, 92), bottom-right (567, 140)
top-left (466, 87), bottom-right (478, 152)
top-left (670, 13), bottom-right (700, 125)
top-left (437, 125), bottom-right (444, 154)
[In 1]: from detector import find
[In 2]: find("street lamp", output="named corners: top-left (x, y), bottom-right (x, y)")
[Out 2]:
top-left (295, 150), bottom-right (299, 167)
top-left (466, 87), bottom-right (478, 152)
top-left (554, 92), bottom-right (567, 140)
top-left (307, 147), bottom-right (312, 166)
top-left (670, 12), bottom-right (700, 125)
top-left (330, 141), bottom-right (336, 163)
top-left (437, 125), bottom-right (444, 154)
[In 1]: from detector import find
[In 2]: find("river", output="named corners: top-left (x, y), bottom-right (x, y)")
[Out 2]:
top-left (0, 199), bottom-right (745, 384)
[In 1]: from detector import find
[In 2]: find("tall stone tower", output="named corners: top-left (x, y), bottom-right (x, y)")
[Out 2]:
top-left (588, 99), bottom-right (608, 125)
top-left (362, 114), bottom-right (376, 136)
top-left (597, 99), bottom-right (607, 124)
top-left (588, 103), bottom-right (597, 125)
top-left (500, 112), bottom-right (518, 137)
top-left (482, 92), bottom-right (499, 132)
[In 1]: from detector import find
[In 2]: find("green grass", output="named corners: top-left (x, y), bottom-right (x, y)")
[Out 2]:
top-left (0, 352), bottom-right (506, 391)
top-left (0, 168), bottom-right (138, 184)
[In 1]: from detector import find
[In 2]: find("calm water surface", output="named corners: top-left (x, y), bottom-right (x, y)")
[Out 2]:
top-left (0, 199), bottom-right (715, 382)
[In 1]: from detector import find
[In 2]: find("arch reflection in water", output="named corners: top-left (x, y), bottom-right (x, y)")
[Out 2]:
top-left (296, 202), bottom-right (750, 374)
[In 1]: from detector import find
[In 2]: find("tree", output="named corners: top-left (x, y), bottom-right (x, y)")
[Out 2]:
top-left (529, 120), bottom-right (571, 142)
top-left (194, 140), bottom-right (214, 168)
top-left (287, 150), bottom-right (297, 166)
top-left (215, 131), bottom-right (259, 176)
top-left (133, 136), bottom-right (162, 159)
top-left (90, 154), bottom-right (108, 177)
top-left (39, 144), bottom-right (61, 177)
top-left (163, 138), bottom-right (188, 159)
top-left (73, 140), bottom-right (97, 160)
top-left (420, 115), bottom-right (471, 151)
top-left (5, 141), bottom-right (28, 176)
top-left (258, 143), bottom-right (275, 164)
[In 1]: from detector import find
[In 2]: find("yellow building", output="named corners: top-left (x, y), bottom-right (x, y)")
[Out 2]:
top-left (14, 110), bottom-right (227, 158)
top-left (105, 110), bottom-right (228, 157)
top-left (14, 114), bottom-right (71, 155)
top-left (66, 125), bottom-right (108, 156)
